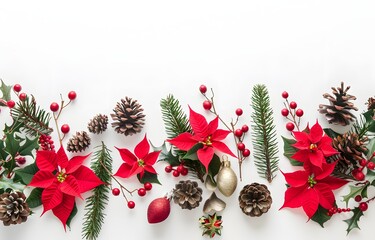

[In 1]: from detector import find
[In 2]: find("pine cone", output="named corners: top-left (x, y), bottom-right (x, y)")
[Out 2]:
top-left (111, 97), bottom-right (145, 136)
top-left (67, 131), bottom-right (91, 152)
top-left (0, 191), bottom-right (30, 226)
top-left (88, 114), bottom-right (108, 134)
top-left (367, 97), bottom-right (375, 110)
top-left (238, 183), bottom-right (272, 217)
top-left (173, 180), bottom-right (203, 210)
top-left (318, 82), bottom-right (358, 126)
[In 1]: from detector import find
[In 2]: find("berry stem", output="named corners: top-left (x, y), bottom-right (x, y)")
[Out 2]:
top-left (283, 99), bottom-right (301, 132)
top-left (366, 195), bottom-right (375, 204)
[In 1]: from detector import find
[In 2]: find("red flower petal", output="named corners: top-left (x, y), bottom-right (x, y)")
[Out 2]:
top-left (167, 132), bottom-right (196, 151)
top-left (28, 171), bottom-right (55, 188)
top-left (114, 162), bottom-right (142, 178)
top-left (41, 182), bottom-right (64, 214)
top-left (291, 149), bottom-right (309, 163)
top-left (59, 175), bottom-right (82, 198)
top-left (315, 162), bottom-right (335, 180)
top-left (134, 135), bottom-right (150, 159)
top-left (282, 170), bottom-right (309, 187)
top-left (318, 137), bottom-right (338, 157)
top-left (72, 166), bottom-right (104, 193)
top-left (189, 107), bottom-right (208, 138)
top-left (302, 188), bottom-right (319, 219)
top-left (211, 129), bottom-right (231, 141)
top-left (315, 183), bottom-right (335, 210)
top-left (292, 131), bottom-right (309, 147)
top-left (56, 147), bottom-right (69, 169)
top-left (206, 117), bottom-right (219, 136)
top-left (280, 186), bottom-right (307, 209)
top-left (115, 147), bottom-right (137, 164)
top-left (308, 151), bottom-right (324, 169)
top-left (320, 176), bottom-right (348, 190)
top-left (143, 151), bottom-right (160, 165)
top-left (52, 194), bottom-right (75, 231)
top-left (197, 147), bottom-right (214, 172)
top-left (144, 165), bottom-right (157, 175)
top-left (211, 141), bottom-right (236, 158)
top-left (35, 150), bottom-right (57, 172)
top-left (65, 154), bottom-right (90, 174)
top-left (309, 121), bottom-right (323, 143)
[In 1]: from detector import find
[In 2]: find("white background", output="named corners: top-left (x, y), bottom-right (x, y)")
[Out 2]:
top-left (1, 1), bottom-right (375, 240)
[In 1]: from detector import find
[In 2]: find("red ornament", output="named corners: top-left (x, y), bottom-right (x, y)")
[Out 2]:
top-left (242, 149), bottom-right (250, 157)
top-left (359, 202), bottom-right (368, 212)
top-left (68, 91), bottom-right (77, 100)
top-left (286, 122), bottom-right (295, 131)
top-left (128, 201), bottom-right (135, 209)
top-left (50, 102), bottom-right (59, 112)
top-left (235, 108), bottom-right (243, 116)
top-left (7, 100), bottom-right (15, 108)
top-left (147, 197), bottom-right (171, 224)
top-left (144, 182), bottom-right (152, 191)
top-left (13, 84), bottom-right (22, 92)
top-left (281, 108), bottom-right (289, 117)
top-left (19, 93), bottom-right (27, 101)
top-left (295, 109), bottom-right (304, 117)
top-left (282, 91), bottom-right (289, 99)
top-left (112, 188), bottom-right (120, 196)
top-left (138, 188), bottom-right (147, 197)
top-left (241, 124), bottom-right (249, 133)
top-left (61, 124), bottom-right (70, 134)
top-left (203, 100), bottom-right (212, 110)
top-left (289, 101), bottom-right (297, 109)
top-left (199, 85), bottom-right (207, 94)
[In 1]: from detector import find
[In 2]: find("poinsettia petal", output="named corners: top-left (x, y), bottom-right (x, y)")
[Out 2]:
top-left (302, 188), bottom-right (319, 219)
top-left (167, 132), bottom-right (197, 151)
top-left (71, 166), bottom-right (104, 193)
top-left (144, 165), bottom-right (157, 175)
top-left (280, 186), bottom-right (306, 209)
top-left (206, 117), bottom-right (219, 136)
top-left (309, 151), bottom-right (324, 169)
top-left (292, 131), bottom-right (309, 148)
top-left (314, 183), bottom-right (335, 210)
top-left (41, 182), bottom-right (63, 214)
top-left (211, 129), bottom-right (231, 141)
top-left (143, 151), bottom-right (160, 165)
top-left (65, 154), bottom-right (90, 174)
top-left (114, 163), bottom-right (133, 178)
top-left (56, 147), bottom-right (69, 169)
top-left (134, 135), bottom-right (150, 159)
top-left (281, 170), bottom-right (309, 187)
top-left (211, 141), bottom-right (237, 158)
top-left (197, 147), bottom-right (215, 172)
top-left (291, 150), bottom-right (309, 163)
top-left (320, 176), bottom-right (348, 190)
top-left (315, 162), bottom-right (336, 180)
top-left (35, 150), bottom-right (57, 172)
top-left (28, 171), bottom-right (56, 188)
top-left (59, 175), bottom-right (82, 198)
top-left (189, 106), bottom-right (208, 138)
top-left (309, 121), bottom-right (323, 143)
top-left (115, 147), bottom-right (137, 164)
top-left (318, 137), bottom-right (338, 157)
top-left (52, 194), bottom-right (75, 231)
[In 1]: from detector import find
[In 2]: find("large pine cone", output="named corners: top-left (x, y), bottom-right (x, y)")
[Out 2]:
top-left (173, 180), bottom-right (203, 210)
top-left (111, 97), bottom-right (145, 136)
top-left (88, 114), bottom-right (108, 134)
top-left (239, 183), bottom-right (272, 217)
top-left (318, 82), bottom-right (358, 126)
top-left (0, 191), bottom-right (30, 226)
top-left (67, 131), bottom-right (91, 152)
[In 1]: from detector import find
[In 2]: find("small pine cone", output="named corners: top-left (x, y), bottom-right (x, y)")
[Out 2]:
top-left (111, 97), bottom-right (145, 136)
top-left (67, 131), bottom-right (91, 152)
top-left (318, 82), bottom-right (358, 126)
top-left (88, 114), bottom-right (108, 134)
top-left (367, 97), bottom-right (375, 110)
top-left (238, 183), bottom-right (272, 217)
top-left (0, 191), bottom-right (30, 226)
top-left (173, 180), bottom-right (203, 210)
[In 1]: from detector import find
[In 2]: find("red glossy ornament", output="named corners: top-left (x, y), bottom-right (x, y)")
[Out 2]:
top-left (147, 197), bottom-right (171, 224)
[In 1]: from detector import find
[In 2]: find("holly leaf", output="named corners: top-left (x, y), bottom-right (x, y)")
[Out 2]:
top-left (14, 162), bottom-right (39, 185)
top-left (0, 176), bottom-right (25, 192)
top-left (367, 138), bottom-right (375, 158)
top-left (137, 171), bottom-right (161, 185)
top-left (0, 140), bottom-right (8, 161)
top-left (26, 188), bottom-right (43, 208)
top-left (281, 136), bottom-right (302, 166)
top-left (0, 79), bottom-right (12, 104)
top-left (66, 202), bottom-right (78, 230)
top-left (152, 141), bottom-right (181, 166)
top-left (182, 143), bottom-right (203, 161)
top-left (18, 135), bottom-right (39, 157)
top-left (4, 132), bottom-right (20, 158)
top-left (311, 205), bottom-right (332, 227)
top-left (363, 109), bottom-right (375, 123)
top-left (207, 154), bottom-right (221, 179)
top-left (342, 185), bottom-right (368, 207)
top-left (344, 207), bottom-right (364, 234)
top-left (323, 128), bottom-right (340, 138)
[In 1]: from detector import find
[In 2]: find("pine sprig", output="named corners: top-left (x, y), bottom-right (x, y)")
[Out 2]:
top-left (10, 95), bottom-right (52, 136)
top-left (160, 94), bottom-right (192, 139)
top-left (251, 84), bottom-right (279, 183)
top-left (82, 142), bottom-right (113, 240)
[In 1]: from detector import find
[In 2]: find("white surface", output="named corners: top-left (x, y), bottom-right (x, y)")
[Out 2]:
top-left (1, 1), bottom-right (375, 239)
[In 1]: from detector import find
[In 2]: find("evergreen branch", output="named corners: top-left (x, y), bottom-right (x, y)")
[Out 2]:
top-left (251, 84), bottom-right (279, 183)
top-left (350, 111), bottom-right (374, 142)
top-left (82, 142), bottom-right (113, 240)
top-left (10, 95), bottom-right (52, 136)
top-left (160, 94), bottom-right (192, 139)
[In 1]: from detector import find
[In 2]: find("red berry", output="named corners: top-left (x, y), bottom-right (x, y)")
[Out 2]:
top-left (355, 195), bottom-right (362, 202)
top-left (289, 101), bottom-right (297, 109)
top-left (235, 108), bottom-right (243, 116)
top-left (359, 202), bottom-right (368, 212)
top-left (354, 170), bottom-right (365, 181)
top-left (373, 152), bottom-right (375, 157)
top-left (7, 100), bottom-right (15, 108)
top-left (243, 149), bottom-right (250, 157)
top-left (16, 157), bottom-right (26, 165)
top-left (337, 208), bottom-right (342, 213)
top-left (237, 142), bottom-right (245, 151)
top-left (295, 109), bottom-right (304, 117)
top-left (203, 100), bottom-right (212, 110)
top-left (165, 165), bottom-right (172, 173)
top-left (282, 91), bottom-right (289, 99)
top-left (61, 124), bottom-right (70, 134)
top-left (177, 165), bottom-right (185, 173)
top-left (360, 159), bottom-right (367, 167)
top-left (286, 122), bottom-right (295, 131)
top-left (181, 168), bottom-right (188, 176)
top-left (68, 91), bottom-right (77, 100)
top-left (241, 124), bottom-right (249, 133)
top-left (50, 102), bottom-right (59, 112)
top-left (127, 201), bottom-right (135, 209)
top-left (234, 129), bottom-right (243, 138)
top-left (172, 170), bottom-right (180, 177)
top-left (367, 161), bottom-right (375, 170)
top-left (199, 85), bottom-right (207, 94)
top-left (112, 188), bottom-right (120, 196)
top-left (138, 188), bottom-right (146, 197)
top-left (144, 182), bottom-right (152, 191)
top-left (13, 84), bottom-right (22, 92)
top-left (19, 93), bottom-right (27, 101)
top-left (281, 108), bottom-right (289, 117)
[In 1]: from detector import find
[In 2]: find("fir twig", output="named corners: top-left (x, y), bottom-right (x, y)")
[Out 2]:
top-left (251, 84), bottom-right (279, 183)
top-left (82, 142), bottom-right (113, 240)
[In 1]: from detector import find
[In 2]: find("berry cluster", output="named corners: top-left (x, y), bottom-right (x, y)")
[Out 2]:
top-left (327, 207), bottom-right (352, 216)
top-left (352, 152), bottom-right (375, 181)
top-left (38, 134), bottom-right (55, 151)
top-left (15, 156), bottom-right (26, 165)
top-left (111, 182), bottom-right (153, 209)
top-left (165, 163), bottom-right (189, 177)
top-left (281, 91), bottom-right (304, 132)
top-left (5, 83), bottom-right (27, 109)
top-left (354, 195), bottom-right (369, 212)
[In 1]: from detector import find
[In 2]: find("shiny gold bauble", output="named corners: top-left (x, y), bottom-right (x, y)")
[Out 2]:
top-left (216, 156), bottom-right (238, 197)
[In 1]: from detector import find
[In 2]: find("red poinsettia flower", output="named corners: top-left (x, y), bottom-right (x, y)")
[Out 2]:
top-left (28, 147), bottom-right (104, 229)
top-left (280, 162), bottom-right (348, 219)
top-left (114, 135), bottom-right (160, 179)
top-left (168, 107), bottom-right (236, 171)
top-left (291, 121), bottom-right (338, 168)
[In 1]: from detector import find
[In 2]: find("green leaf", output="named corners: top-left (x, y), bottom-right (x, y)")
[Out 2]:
top-left (18, 135), bottom-right (39, 157)
top-left (0, 79), bottom-right (12, 104)
top-left (344, 207), bottom-right (364, 234)
top-left (281, 136), bottom-right (302, 166)
top-left (152, 141), bottom-right (181, 166)
top-left (66, 203), bottom-right (78, 230)
top-left (4, 132), bottom-right (20, 158)
top-left (14, 162), bottom-right (39, 185)
top-left (323, 128), bottom-right (340, 138)
top-left (182, 143), bottom-right (203, 161)
top-left (342, 185), bottom-right (368, 207)
top-left (311, 205), bottom-right (332, 227)
top-left (363, 109), bottom-right (374, 123)
top-left (367, 138), bottom-right (375, 158)
top-left (0, 176), bottom-right (25, 192)
top-left (0, 140), bottom-right (8, 161)
top-left (26, 188), bottom-right (43, 208)
top-left (207, 154), bottom-right (221, 179)
top-left (137, 171), bottom-right (161, 185)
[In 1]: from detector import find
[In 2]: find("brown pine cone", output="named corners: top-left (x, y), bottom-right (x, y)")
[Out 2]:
top-left (88, 114), bottom-right (108, 134)
top-left (239, 183), bottom-right (272, 217)
top-left (66, 131), bottom-right (91, 152)
top-left (367, 97), bottom-right (375, 110)
top-left (0, 191), bottom-right (30, 226)
top-left (173, 180), bottom-right (203, 210)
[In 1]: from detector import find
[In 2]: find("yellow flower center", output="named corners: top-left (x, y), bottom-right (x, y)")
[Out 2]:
top-left (138, 159), bottom-right (145, 167)
top-left (309, 143), bottom-right (318, 152)
top-left (308, 176), bottom-right (317, 188)
top-left (57, 172), bottom-right (67, 183)
top-left (203, 136), bottom-right (212, 146)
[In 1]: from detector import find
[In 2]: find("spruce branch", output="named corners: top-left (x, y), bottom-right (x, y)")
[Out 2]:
top-left (251, 84), bottom-right (279, 183)
top-left (82, 142), bottom-right (113, 240)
